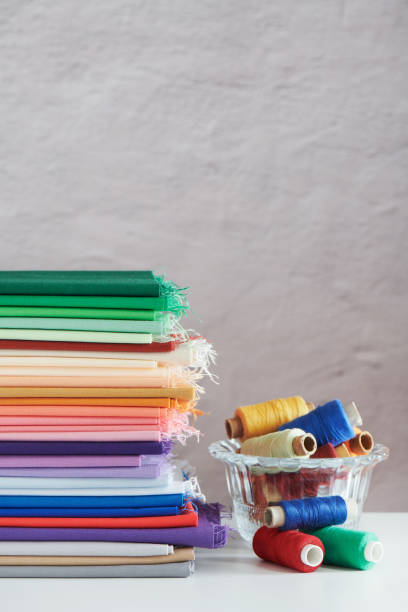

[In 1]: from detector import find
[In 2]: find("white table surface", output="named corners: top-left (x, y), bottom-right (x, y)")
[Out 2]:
top-left (2, 512), bottom-right (407, 612)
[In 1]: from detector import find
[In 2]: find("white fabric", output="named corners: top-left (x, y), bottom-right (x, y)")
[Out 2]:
top-left (0, 474), bottom-right (170, 489)
top-left (0, 356), bottom-right (157, 368)
top-left (0, 338), bottom-right (214, 368)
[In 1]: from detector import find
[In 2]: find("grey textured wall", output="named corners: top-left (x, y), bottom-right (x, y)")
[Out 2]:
top-left (0, 1), bottom-right (407, 509)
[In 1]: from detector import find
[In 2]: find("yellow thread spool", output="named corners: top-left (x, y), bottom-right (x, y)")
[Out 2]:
top-left (240, 429), bottom-right (317, 458)
top-left (225, 396), bottom-right (313, 441)
top-left (335, 443), bottom-right (354, 458)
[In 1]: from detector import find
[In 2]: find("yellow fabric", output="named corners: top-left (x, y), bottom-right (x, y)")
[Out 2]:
top-left (0, 386), bottom-right (196, 400)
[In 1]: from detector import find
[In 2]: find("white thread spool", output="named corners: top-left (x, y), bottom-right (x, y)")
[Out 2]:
top-left (240, 429), bottom-right (317, 458)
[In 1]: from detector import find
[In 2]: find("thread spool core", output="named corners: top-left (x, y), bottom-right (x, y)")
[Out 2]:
top-left (300, 544), bottom-right (324, 567)
top-left (364, 541), bottom-right (383, 563)
top-left (264, 505), bottom-right (285, 528)
top-left (225, 417), bottom-right (243, 439)
top-left (292, 434), bottom-right (317, 456)
top-left (344, 402), bottom-right (363, 427)
top-left (348, 431), bottom-right (374, 454)
top-left (360, 432), bottom-right (373, 451)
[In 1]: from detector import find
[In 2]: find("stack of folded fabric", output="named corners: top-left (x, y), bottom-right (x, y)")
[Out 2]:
top-left (0, 271), bottom-right (226, 578)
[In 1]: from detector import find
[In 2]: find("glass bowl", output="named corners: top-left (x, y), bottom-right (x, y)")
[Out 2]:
top-left (208, 439), bottom-right (389, 542)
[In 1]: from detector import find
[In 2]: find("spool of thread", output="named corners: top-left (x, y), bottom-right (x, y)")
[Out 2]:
top-left (252, 474), bottom-right (282, 506)
top-left (253, 526), bottom-right (324, 573)
top-left (225, 396), bottom-right (313, 441)
top-left (345, 428), bottom-right (374, 455)
top-left (335, 443), bottom-right (356, 458)
top-left (278, 400), bottom-right (355, 448)
top-left (270, 471), bottom-right (322, 499)
top-left (264, 496), bottom-right (354, 531)
top-left (311, 443), bottom-right (337, 459)
top-left (240, 429), bottom-right (317, 458)
top-left (307, 526), bottom-right (383, 570)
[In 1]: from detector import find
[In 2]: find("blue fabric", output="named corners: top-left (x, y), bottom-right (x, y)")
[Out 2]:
top-left (0, 505), bottom-right (180, 518)
top-left (0, 493), bottom-right (185, 508)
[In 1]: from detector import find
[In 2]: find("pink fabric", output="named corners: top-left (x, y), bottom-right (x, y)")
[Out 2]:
top-left (0, 425), bottom-right (161, 432)
top-left (0, 406), bottom-right (167, 418)
top-left (0, 430), bottom-right (161, 441)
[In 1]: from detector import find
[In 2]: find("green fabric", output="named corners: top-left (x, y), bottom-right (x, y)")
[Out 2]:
top-left (0, 329), bottom-right (152, 344)
top-left (0, 306), bottom-right (160, 321)
top-left (0, 295), bottom-right (169, 310)
top-left (0, 316), bottom-right (172, 334)
top-left (308, 526), bottom-right (379, 570)
top-left (0, 271), bottom-right (159, 297)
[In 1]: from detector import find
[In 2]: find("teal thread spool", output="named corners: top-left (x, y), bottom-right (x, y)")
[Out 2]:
top-left (308, 526), bottom-right (383, 570)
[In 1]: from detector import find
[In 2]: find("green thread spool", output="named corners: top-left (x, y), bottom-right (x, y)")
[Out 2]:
top-left (308, 526), bottom-right (383, 570)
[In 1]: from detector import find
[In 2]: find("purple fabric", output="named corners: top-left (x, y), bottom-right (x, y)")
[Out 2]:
top-left (0, 441), bottom-right (169, 456)
top-left (140, 454), bottom-right (169, 466)
top-left (0, 465), bottom-right (162, 478)
top-left (0, 456), bottom-right (142, 468)
top-left (0, 503), bottom-right (227, 549)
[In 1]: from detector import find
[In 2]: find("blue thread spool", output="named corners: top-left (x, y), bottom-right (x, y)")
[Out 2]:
top-left (278, 400), bottom-right (354, 447)
top-left (264, 496), bottom-right (349, 531)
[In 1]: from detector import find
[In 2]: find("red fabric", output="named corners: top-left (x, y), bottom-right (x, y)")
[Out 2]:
top-left (0, 340), bottom-right (176, 353)
top-left (0, 503), bottom-right (198, 529)
top-left (253, 526), bottom-right (324, 573)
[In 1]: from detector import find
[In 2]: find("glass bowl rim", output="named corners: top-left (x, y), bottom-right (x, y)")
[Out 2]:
top-left (208, 439), bottom-right (390, 470)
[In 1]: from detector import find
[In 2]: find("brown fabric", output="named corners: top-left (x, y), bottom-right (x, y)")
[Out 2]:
top-left (0, 547), bottom-right (194, 566)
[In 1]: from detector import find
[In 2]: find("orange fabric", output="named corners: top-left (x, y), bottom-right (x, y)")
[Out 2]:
top-left (0, 398), bottom-right (192, 409)
top-left (0, 397), bottom-right (172, 407)
top-left (0, 503), bottom-right (198, 529)
top-left (0, 406), bottom-right (170, 418)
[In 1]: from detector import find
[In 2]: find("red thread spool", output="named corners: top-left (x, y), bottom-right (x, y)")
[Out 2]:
top-left (311, 443), bottom-right (337, 459)
top-left (253, 526), bottom-right (324, 573)
top-left (269, 471), bottom-right (321, 499)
